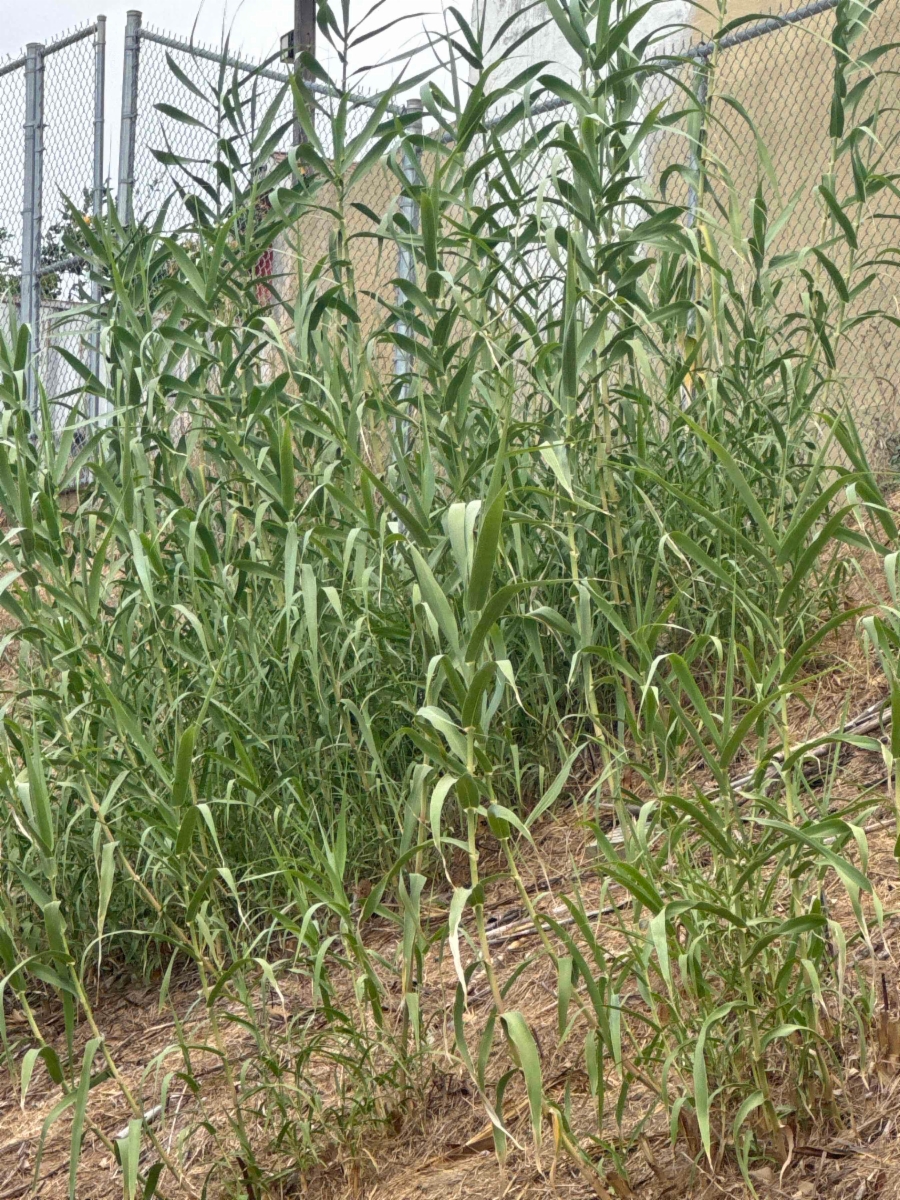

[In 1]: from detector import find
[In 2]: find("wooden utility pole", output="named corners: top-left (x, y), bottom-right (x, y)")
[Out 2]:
top-left (294, 0), bottom-right (316, 146)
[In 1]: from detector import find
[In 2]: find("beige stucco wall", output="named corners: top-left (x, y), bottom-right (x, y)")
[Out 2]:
top-left (274, 1), bottom-right (900, 470)
top-left (272, 163), bottom-right (402, 379)
top-left (476, 0), bottom-right (900, 470)
top-left (694, 1), bottom-right (900, 468)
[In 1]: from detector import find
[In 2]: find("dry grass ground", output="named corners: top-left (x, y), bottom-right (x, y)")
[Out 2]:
top-left (1, 506), bottom-right (898, 1198)
top-left (3, 693), bottom-right (900, 1199)
top-left (4, 821), bottom-right (900, 1199)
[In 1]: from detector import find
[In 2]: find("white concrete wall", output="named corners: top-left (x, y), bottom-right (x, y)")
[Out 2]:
top-left (472, 0), bottom-right (693, 90)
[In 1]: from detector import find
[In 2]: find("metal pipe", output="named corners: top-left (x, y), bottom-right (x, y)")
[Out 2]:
top-left (693, 0), bottom-right (838, 58)
top-left (37, 255), bottom-right (88, 277)
top-left (294, 0), bottom-right (316, 146)
top-left (42, 23), bottom-right (100, 59)
top-left (118, 10), bottom-right (142, 225)
top-left (685, 66), bottom-right (709, 229)
top-left (90, 14), bottom-right (106, 417)
top-left (0, 55), bottom-right (27, 80)
top-left (137, 26), bottom-right (405, 113)
top-left (395, 99), bottom-right (423, 447)
top-left (458, 0), bottom-right (843, 141)
top-left (32, 46), bottom-right (45, 423)
top-left (0, 24), bottom-right (99, 82)
top-left (139, 29), bottom-right (289, 82)
top-left (21, 41), bottom-right (44, 413)
top-left (93, 17), bottom-right (106, 221)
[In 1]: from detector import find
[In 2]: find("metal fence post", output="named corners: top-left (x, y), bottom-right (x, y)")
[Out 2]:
top-left (684, 62), bottom-right (709, 402)
top-left (21, 41), bottom-right (44, 412)
top-left (117, 10), bottom-right (142, 225)
top-left (90, 14), bottom-right (106, 415)
top-left (685, 65), bottom-right (709, 231)
top-left (293, 0), bottom-right (316, 147)
top-left (395, 98), bottom-right (423, 406)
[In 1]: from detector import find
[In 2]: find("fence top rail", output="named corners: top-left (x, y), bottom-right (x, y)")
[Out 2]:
top-left (0, 20), bottom-right (100, 79)
top-left (472, 0), bottom-right (842, 135)
top-left (138, 25), bottom-right (405, 115)
top-left (139, 27), bottom-right (292, 85)
top-left (43, 22), bottom-right (99, 58)
top-left (37, 256), bottom-right (88, 278)
top-left (691, 0), bottom-right (838, 59)
top-left (0, 55), bottom-right (26, 79)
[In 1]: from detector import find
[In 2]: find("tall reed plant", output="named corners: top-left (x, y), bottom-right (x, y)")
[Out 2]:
top-left (0, 0), bottom-right (897, 1193)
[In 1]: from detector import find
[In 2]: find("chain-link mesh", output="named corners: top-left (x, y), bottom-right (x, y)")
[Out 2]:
top-left (132, 31), bottom-right (292, 222)
top-left (1, 6), bottom-right (897, 467)
top-left (479, 55), bottom-right (696, 321)
top-left (460, 1), bottom-right (899, 471)
top-left (38, 27), bottom-right (103, 436)
top-left (0, 55), bottom-right (26, 330)
top-left (694, 0), bottom-right (900, 472)
top-left (0, 23), bottom-right (101, 443)
top-left (132, 28), bottom-right (404, 351)
top-left (41, 32), bottom-right (97, 299)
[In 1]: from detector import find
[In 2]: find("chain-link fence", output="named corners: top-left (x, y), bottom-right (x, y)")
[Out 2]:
top-left (695, 0), bottom-right (900, 468)
top-left (0, 55), bottom-right (26, 304)
top-left (0, 3), bottom-right (898, 466)
top-left (120, 16), bottom-right (408, 374)
top-left (125, 24), bottom-right (293, 224)
top-left (0, 20), bottom-right (105, 439)
top-left (461, 0), bottom-right (899, 469)
top-left (40, 24), bottom-right (105, 437)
